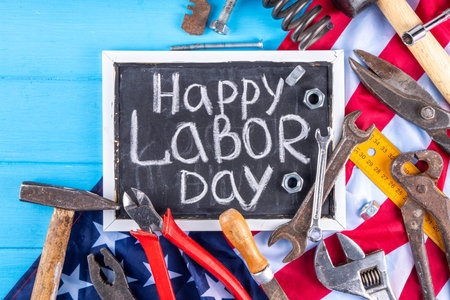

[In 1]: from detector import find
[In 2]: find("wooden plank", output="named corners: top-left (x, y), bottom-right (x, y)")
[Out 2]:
top-left (0, 1), bottom-right (285, 78)
top-left (0, 79), bottom-right (101, 163)
top-left (0, 0), bottom-right (288, 297)
top-left (0, 162), bottom-right (101, 248)
top-left (0, 248), bottom-right (41, 299)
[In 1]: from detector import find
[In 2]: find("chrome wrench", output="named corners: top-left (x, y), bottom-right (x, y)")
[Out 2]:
top-left (307, 127), bottom-right (333, 242)
top-left (268, 111), bottom-right (375, 263)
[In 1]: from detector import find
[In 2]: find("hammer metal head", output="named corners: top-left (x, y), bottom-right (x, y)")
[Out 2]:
top-left (19, 181), bottom-right (119, 211)
top-left (332, 0), bottom-right (377, 18)
top-left (314, 233), bottom-right (392, 299)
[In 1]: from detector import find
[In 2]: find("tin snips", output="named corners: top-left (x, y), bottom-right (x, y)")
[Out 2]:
top-left (349, 50), bottom-right (450, 155)
top-left (123, 188), bottom-right (251, 300)
top-left (391, 150), bottom-right (450, 299)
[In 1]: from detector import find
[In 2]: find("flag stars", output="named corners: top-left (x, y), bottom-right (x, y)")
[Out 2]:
top-left (91, 222), bottom-right (130, 255)
top-left (201, 274), bottom-right (233, 300)
top-left (143, 254), bottom-right (182, 287)
top-left (58, 265), bottom-right (92, 299)
top-left (100, 259), bottom-right (138, 285)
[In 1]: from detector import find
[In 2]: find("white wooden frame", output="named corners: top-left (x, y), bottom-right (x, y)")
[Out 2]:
top-left (103, 50), bottom-right (345, 232)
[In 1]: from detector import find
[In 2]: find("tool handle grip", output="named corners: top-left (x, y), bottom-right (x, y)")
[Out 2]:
top-left (131, 230), bottom-right (176, 300)
top-left (31, 208), bottom-right (74, 300)
top-left (219, 208), bottom-right (268, 274)
top-left (376, 0), bottom-right (450, 103)
top-left (163, 209), bottom-right (251, 300)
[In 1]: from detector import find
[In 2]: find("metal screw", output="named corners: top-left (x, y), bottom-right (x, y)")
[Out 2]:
top-left (281, 172), bottom-right (303, 194)
top-left (360, 200), bottom-right (380, 220)
top-left (303, 88), bottom-right (325, 110)
top-left (209, 0), bottom-right (237, 35)
top-left (402, 8), bottom-right (450, 46)
top-left (171, 40), bottom-right (263, 51)
top-left (420, 106), bottom-right (435, 120)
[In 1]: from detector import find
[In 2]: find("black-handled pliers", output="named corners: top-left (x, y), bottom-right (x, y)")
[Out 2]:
top-left (349, 49), bottom-right (450, 155)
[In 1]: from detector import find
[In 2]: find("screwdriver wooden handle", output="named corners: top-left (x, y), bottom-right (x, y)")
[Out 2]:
top-left (376, 0), bottom-right (450, 104)
top-left (219, 209), bottom-right (268, 274)
top-left (31, 208), bottom-right (75, 300)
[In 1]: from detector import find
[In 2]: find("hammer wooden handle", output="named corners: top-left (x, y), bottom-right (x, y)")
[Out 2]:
top-left (219, 209), bottom-right (268, 274)
top-left (31, 208), bottom-right (74, 300)
top-left (377, 0), bottom-right (450, 103)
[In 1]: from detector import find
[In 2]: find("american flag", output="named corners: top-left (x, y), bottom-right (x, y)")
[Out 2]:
top-left (6, 0), bottom-right (450, 299)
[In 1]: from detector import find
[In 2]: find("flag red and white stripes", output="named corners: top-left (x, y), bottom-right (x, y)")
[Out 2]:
top-left (246, 0), bottom-right (450, 299)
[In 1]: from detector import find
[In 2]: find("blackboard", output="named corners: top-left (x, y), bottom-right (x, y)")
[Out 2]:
top-left (102, 51), bottom-right (345, 231)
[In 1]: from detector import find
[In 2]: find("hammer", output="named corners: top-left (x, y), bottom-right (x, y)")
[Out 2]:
top-left (19, 182), bottom-right (119, 300)
top-left (332, 0), bottom-right (450, 104)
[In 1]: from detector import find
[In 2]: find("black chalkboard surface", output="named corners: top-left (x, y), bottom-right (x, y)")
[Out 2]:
top-left (114, 61), bottom-right (332, 220)
top-left (102, 51), bottom-right (345, 230)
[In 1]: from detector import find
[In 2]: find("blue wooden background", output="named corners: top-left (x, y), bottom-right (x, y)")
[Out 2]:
top-left (0, 0), bottom-right (290, 297)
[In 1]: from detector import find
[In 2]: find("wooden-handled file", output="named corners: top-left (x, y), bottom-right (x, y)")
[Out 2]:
top-left (220, 209), bottom-right (289, 300)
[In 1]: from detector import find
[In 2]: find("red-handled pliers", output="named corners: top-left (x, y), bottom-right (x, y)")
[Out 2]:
top-left (124, 188), bottom-right (251, 300)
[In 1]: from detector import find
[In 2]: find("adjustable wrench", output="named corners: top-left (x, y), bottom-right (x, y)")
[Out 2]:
top-left (268, 111), bottom-right (375, 262)
top-left (315, 233), bottom-right (396, 300)
top-left (308, 127), bottom-right (333, 242)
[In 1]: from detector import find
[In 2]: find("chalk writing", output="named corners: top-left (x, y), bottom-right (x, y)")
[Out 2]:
top-left (128, 71), bottom-right (315, 211)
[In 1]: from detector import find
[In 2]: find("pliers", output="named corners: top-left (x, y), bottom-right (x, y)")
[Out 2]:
top-left (349, 49), bottom-right (450, 155)
top-left (123, 187), bottom-right (251, 300)
top-left (87, 247), bottom-right (136, 300)
top-left (390, 150), bottom-right (450, 300)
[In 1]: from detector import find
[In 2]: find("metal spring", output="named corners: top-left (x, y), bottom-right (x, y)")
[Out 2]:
top-left (360, 267), bottom-right (382, 289)
top-left (262, 0), bottom-right (333, 50)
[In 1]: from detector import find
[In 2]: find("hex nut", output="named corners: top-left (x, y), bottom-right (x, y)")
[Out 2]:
top-left (360, 200), bottom-right (380, 220)
top-left (285, 65), bottom-right (306, 86)
top-left (303, 88), bottom-right (325, 110)
top-left (282, 172), bottom-right (304, 194)
top-left (209, 20), bottom-right (229, 35)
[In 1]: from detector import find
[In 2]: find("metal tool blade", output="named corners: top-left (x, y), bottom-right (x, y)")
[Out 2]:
top-left (123, 188), bottom-right (164, 232)
top-left (349, 56), bottom-right (450, 132)
top-left (353, 49), bottom-right (435, 105)
top-left (19, 181), bottom-right (119, 211)
top-left (261, 277), bottom-right (289, 300)
top-left (254, 266), bottom-right (289, 300)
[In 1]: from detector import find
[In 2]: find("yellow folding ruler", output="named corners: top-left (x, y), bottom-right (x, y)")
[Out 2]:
top-left (350, 128), bottom-right (444, 251)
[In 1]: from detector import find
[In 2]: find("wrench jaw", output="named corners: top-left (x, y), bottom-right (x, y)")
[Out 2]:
top-left (268, 222), bottom-right (307, 263)
top-left (315, 234), bottom-right (395, 300)
top-left (344, 111), bottom-right (376, 143)
top-left (336, 233), bottom-right (365, 260)
top-left (315, 240), bottom-right (372, 299)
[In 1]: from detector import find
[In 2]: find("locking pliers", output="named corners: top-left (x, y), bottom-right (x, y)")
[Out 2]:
top-left (349, 49), bottom-right (450, 155)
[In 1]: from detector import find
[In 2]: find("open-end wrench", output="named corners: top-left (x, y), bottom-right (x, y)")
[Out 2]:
top-left (308, 127), bottom-right (333, 242)
top-left (268, 111), bottom-right (375, 263)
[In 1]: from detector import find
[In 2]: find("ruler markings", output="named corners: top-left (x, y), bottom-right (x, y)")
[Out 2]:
top-left (350, 128), bottom-right (444, 251)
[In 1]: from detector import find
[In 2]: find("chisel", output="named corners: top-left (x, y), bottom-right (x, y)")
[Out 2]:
top-left (219, 209), bottom-right (289, 300)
